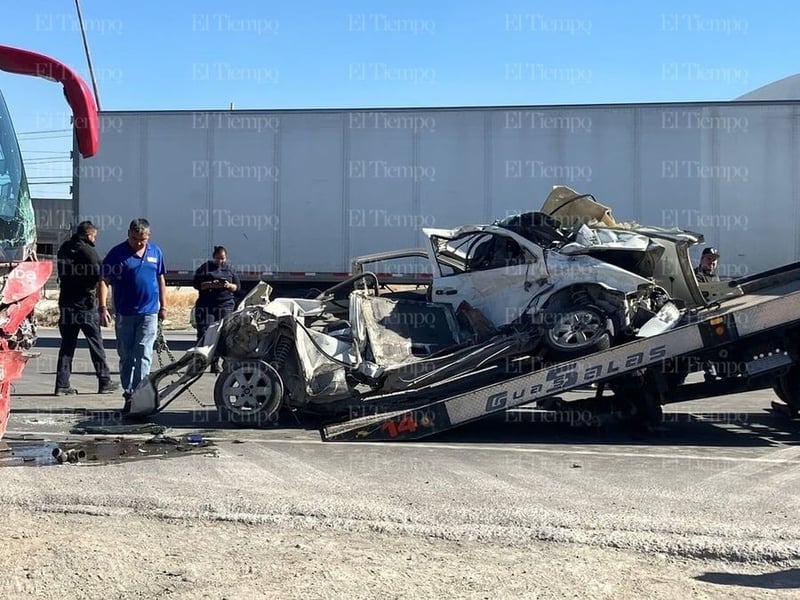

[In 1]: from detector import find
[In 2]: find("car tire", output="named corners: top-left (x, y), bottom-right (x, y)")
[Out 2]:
top-left (542, 305), bottom-right (612, 361)
top-left (214, 360), bottom-right (284, 427)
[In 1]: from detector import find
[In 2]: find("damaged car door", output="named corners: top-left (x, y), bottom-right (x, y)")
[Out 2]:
top-left (428, 230), bottom-right (548, 327)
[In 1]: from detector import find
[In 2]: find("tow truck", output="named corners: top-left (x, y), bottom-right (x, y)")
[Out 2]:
top-left (321, 262), bottom-right (800, 441)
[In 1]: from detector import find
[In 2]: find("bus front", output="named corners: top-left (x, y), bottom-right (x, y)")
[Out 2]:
top-left (0, 45), bottom-right (100, 440)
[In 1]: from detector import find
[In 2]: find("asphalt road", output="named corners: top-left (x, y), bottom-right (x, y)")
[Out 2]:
top-left (2, 327), bottom-right (800, 597)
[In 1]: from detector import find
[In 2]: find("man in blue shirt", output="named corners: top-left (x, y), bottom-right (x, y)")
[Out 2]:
top-left (98, 218), bottom-right (167, 406)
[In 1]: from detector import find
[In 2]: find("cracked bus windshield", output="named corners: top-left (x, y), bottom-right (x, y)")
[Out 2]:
top-left (0, 89), bottom-right (35, 260)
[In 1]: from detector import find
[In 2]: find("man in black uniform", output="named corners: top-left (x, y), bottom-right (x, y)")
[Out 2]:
top-left (193, 245), bottom-right (241, 372)
top-left (54, 221), bottom-right (119, 395)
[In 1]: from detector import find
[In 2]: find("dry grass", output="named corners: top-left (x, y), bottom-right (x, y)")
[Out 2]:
top-left (161, 287), bottom-right (198, 329)
top-left (35, 286), bottom-right (199, 330)
top-left (165, 286), bottom-right (199, 308)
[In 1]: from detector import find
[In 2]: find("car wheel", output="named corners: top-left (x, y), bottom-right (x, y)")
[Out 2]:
top-left (543, 305), bottom-right (612, 361)
top-left (214, 360), bottom-right (284, 427)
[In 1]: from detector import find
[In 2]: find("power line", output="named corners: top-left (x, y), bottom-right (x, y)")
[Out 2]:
top-left (20, 150), bottom-right (68, 154)
top-left (16, 129), bottom-right (72, 135)
top-left (21, 155), bottom-right (71, 162)
top-left (18, 135), bottom-right (72, 140)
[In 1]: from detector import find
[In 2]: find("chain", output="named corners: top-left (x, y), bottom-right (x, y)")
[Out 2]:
top-left (154, 321), bottom-right (211, 409)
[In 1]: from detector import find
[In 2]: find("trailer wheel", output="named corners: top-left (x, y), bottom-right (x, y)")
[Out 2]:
top-left (773, 379), bottom-right (789, 404)
top-left (543, 306), bottom-right (612, 360)
top-left (214, 360), bottom-right (284, 427)
top-left (773, 367), bottom-right (800, 418)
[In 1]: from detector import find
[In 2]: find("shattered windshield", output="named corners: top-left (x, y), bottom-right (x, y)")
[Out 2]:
top-left (0, 89), bottom-right (35, 261)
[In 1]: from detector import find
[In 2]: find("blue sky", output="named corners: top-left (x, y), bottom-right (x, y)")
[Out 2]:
top-left (1, 0), bottom-right (795, 197)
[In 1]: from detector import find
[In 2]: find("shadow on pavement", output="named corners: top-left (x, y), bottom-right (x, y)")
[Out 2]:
top-left (413, 409), bottom-right (800, 448)
top-left (93, 408), bottom-right (800, 447)
top-left (696, 568), bottom-right (800, 589)
top-left (10, 402), bottom-right (799, 447)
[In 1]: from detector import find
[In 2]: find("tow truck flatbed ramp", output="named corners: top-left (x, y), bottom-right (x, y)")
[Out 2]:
top-left (321, 268), bottom-right (800, 442)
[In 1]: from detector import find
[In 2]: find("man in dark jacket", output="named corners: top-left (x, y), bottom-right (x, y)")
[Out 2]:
top-left (54, 221), bottom-right (118, 395)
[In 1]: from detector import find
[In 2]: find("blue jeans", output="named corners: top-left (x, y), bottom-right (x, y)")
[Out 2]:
top-left (115, 313), bottom-right (159, 395)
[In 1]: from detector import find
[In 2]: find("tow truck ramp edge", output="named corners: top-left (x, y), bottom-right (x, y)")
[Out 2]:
top-left (320, 273), bottom-right (800, 442)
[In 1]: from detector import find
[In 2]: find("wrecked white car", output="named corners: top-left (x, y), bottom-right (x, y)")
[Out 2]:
top-left (129, 186), bottom-right (738, 426)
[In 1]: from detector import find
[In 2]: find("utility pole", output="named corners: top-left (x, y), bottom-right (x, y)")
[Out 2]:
top-left (74, 0), bottom-right (101, 110)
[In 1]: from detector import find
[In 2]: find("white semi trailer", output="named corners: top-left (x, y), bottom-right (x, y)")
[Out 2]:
top-left (73, 101), bottom-right (799, 289)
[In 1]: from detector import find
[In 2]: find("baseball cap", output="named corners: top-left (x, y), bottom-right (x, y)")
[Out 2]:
top-left (702, 247), bottom-right (720, 257)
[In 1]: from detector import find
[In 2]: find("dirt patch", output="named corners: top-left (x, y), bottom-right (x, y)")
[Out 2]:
top-left (35, 287), bottom-right (198, 331)
top-left (1, 506), bottom-right (795, 600)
